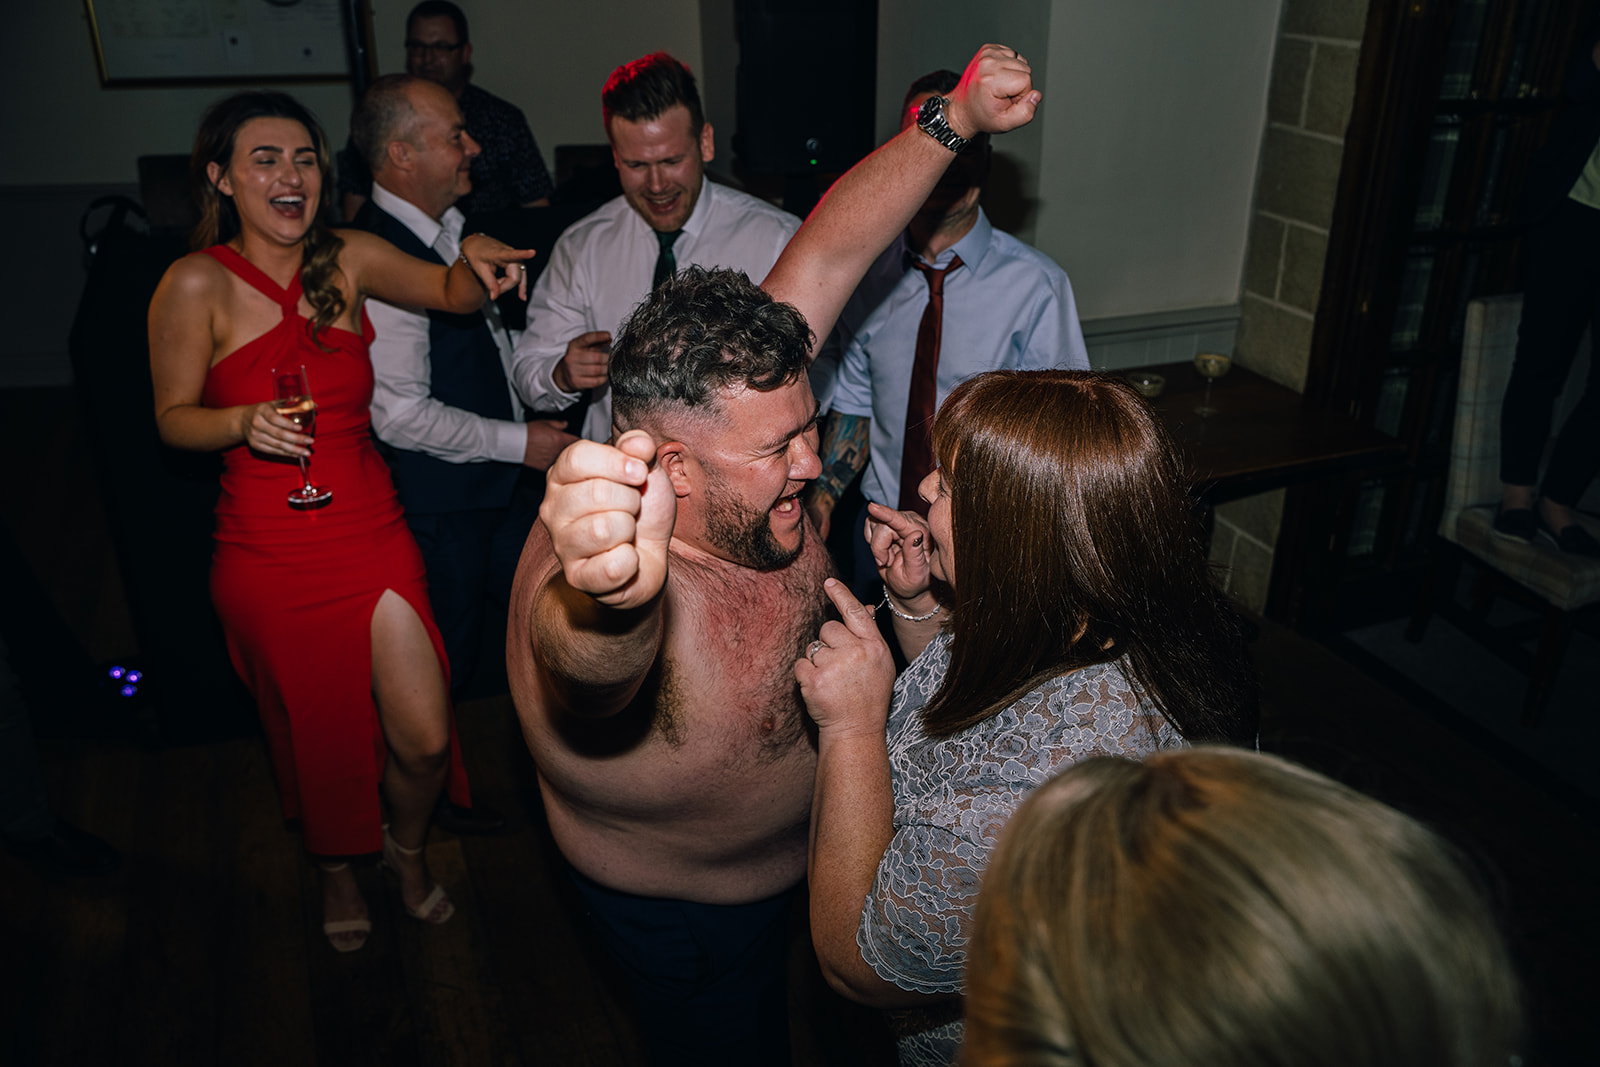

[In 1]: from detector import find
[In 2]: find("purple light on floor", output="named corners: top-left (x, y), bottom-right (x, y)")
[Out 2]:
top-left (126, 670), bottom-right (143, 684)
top-left (119, 684), bottom-right (138, 698)
top-left (109, 666), bottom-right (125, 680)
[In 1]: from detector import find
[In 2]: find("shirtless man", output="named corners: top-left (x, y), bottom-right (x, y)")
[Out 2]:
top-left (507, 45), bottom-right (1041, 1064)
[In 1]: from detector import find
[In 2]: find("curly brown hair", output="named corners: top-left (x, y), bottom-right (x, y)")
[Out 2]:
top-left (190, 91), bottom-right (346, 339)
top-left (610, 265), bottom-right (813, 429)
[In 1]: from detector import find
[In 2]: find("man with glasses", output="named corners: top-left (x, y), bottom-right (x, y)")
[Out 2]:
top-left (338, 1), bottom-right (552, 220)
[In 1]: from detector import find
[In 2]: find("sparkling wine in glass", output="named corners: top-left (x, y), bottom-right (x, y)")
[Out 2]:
top-left (1193, 352), bottom-right (1233, 417)
top-left (273, 365), bottom-right (332, 509)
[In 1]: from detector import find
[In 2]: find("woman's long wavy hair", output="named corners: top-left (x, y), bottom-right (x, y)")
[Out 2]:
top-left (190, 91), bottom-right (346, 337)
top-left (917, 370), bottom-right (1256, 743)
top-left (962, 749), bottom-right (1522, 1067)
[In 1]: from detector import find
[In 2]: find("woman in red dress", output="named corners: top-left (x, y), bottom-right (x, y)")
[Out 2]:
top-left (147, 91), bottom-right (532, 951)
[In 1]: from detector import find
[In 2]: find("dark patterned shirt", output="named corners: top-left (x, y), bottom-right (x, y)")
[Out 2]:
top-left (338, 83), bottom-right (553, 214)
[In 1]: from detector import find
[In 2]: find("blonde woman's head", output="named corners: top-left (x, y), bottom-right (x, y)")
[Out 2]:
top-left (963, 748), bottom-right (1521, 1067)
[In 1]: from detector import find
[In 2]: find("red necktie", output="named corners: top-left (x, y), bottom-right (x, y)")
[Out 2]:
top-left (898, 254), bottom-right (963, 515)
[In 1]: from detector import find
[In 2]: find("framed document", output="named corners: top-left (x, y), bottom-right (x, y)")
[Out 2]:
top-left (85, 0), bottom-right (350, 86)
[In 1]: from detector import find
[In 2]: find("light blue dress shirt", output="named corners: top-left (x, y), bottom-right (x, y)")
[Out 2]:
top-left (829, 208), bottom-right (1089, 507)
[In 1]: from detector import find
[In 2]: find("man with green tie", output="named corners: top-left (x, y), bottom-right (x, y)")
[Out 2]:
top-left (509, 52), bottom-right (802, 443)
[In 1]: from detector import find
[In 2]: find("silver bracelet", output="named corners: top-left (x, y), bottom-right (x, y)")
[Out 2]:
top-left (882, 586), bottom-right (941, 622)
top-left (455, 232), bottom-right (489, 268)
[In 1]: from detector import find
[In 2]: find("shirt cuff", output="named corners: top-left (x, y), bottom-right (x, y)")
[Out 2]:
top-left (530, 358), bottom-right (582, 412)
top-left (490, 420), bottom-right (528, 466)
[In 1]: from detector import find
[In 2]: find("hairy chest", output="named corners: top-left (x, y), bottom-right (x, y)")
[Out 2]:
top-left (657, 543), bottom-right (832, 757)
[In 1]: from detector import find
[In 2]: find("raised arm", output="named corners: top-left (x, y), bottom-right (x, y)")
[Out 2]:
top-left (763, 45), bottom-right (1040, 354)
top-left (341, 228), bottom-right (535, 315)
top-left (531, 430), bottom-right (677, 715)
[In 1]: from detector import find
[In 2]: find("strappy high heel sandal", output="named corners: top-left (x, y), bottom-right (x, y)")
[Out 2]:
top-left (317, 861), bottom-right (372, 952)
top-left (380, 827), bottom-right (455, 925)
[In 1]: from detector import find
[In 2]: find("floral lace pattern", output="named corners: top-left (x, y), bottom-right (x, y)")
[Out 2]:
top-left (857, 632), bottom-right (1178, 1063)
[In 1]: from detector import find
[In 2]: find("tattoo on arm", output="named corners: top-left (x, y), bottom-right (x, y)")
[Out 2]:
top-left (814, 413), bottom-right (870, 503)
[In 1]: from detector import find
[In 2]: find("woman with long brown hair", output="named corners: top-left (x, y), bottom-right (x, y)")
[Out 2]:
top-left (796, 370), bottom-right (1257, 1064)
top-left (148, 90), bottom-right (531, 952)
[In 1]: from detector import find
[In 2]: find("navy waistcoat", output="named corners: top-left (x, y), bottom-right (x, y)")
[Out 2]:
top-left (354, 201), bottom-right (521, 515)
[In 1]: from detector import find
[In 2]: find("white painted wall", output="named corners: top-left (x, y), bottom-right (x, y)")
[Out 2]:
top-left (0, 1), bottom-right (703, 187)
top-left (1, 0), bottom-right (1278, 385)
top-left (364, 0), bottom-right (705, 158)
top-left (1033, 0), bottom-right (1280, 318)
top-left (2, 3), bottom-right (355, 185)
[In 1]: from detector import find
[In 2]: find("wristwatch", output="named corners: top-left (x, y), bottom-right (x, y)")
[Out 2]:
top-left (916, 95), bottom-right (970, 154)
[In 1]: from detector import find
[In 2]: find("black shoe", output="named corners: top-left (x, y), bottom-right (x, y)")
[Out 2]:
top-left (1540, 518), bottom-right (1600, 557)
top-left (433, 799), bottom-right (507, 836)
top-left (3, 818), bottom-right (122, 877)
top-left (1492, 507), bottom-right (1537, 543)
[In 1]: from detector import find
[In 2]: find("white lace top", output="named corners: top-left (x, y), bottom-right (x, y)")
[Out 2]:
top-left (857, 631), bottom-right (1179, 1064)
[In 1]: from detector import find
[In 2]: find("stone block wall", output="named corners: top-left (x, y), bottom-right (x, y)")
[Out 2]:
top-left (1212, 0), bottom-right (1371, 612)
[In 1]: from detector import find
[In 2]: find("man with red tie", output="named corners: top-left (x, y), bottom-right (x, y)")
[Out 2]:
top-left (808, 69), bottom-right (1088, 592)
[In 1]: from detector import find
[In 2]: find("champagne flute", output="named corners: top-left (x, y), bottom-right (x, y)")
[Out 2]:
top-left (1193, 352), bottom-right (1233, 417)
top-left (272, 365), bottom-right (332, 509)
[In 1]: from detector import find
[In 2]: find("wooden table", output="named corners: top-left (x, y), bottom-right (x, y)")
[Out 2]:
top-left (1127, 360), bottom-right (1404, 503)
top-left (1125, 360), bottom-right (1405, 626)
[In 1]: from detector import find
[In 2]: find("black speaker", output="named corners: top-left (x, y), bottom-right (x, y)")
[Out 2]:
top-left (734, 0), bottom-right (878, 176)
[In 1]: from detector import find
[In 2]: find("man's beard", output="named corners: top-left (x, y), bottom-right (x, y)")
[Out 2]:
top-left (700, 477), bottom-right (803, 571)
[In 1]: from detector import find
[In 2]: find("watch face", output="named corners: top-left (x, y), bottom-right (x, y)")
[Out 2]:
top-left (917, 95), bottom-right (965, 152)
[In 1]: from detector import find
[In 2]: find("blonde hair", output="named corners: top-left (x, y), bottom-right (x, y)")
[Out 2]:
top-left (962, 748), bottom-right (1521, 1067)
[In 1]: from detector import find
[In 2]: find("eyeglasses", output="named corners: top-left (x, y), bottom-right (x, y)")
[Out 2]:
top-left (404, 40), bottom-right (464, 55)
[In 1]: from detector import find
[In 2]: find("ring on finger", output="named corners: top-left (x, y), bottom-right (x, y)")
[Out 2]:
top-left (807, 639), bottom-right (826, 662)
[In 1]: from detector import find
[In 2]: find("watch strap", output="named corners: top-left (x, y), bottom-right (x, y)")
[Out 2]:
top-left (916, 95), bottom-right (970, 154)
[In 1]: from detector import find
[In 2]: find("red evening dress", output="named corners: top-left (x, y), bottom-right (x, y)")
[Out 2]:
top-left (199, 244), bottom-right (470, 857)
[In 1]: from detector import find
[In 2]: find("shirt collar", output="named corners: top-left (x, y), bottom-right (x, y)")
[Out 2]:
top-left (679, 175), bottom-right (713, 240)
top-left (371, 182), bottom-right (466, 250)
top-left (915, 206), bottom-right (992, 271)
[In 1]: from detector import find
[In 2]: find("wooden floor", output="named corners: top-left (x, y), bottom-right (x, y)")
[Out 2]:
top-left (0, 693), bottom-right (897, 1066)
top-left (2, 385), bottom-right (1596, 1066)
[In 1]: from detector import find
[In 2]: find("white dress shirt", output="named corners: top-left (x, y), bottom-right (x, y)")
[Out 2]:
top-left (510, 178), bottom-right (801, 442)
top-left (366, 183), bottom-right (529, 465)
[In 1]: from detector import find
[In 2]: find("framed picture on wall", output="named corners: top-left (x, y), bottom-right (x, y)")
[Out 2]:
top-left (84, 0), bottom-right (351, 86)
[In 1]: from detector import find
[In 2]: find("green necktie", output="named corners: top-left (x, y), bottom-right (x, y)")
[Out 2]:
top-left (653, 229), bottom-right (683, 290)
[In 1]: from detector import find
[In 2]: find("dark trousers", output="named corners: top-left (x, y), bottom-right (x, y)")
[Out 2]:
top-left (568, 868), bottom-right (796, 1067)
top-left (404, 473), bottom-right (541, 695)
top-left (1500, 197), bottom-right (1600, 505)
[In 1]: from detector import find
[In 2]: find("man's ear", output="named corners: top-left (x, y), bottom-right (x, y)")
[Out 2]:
top-left (698, 121), bottom-right (715, 165)
top-left (207, 161), bottom-right (231, 198)
top-left (657, 440), bottom-right (695, 499)
top-left (386, 139), bottom-right (413, 173)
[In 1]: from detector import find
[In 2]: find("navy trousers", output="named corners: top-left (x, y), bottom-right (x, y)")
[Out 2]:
top-left (568, 868), bottom-right (796, 1067)
top-left (404, 473), bottom-right (541, 695)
